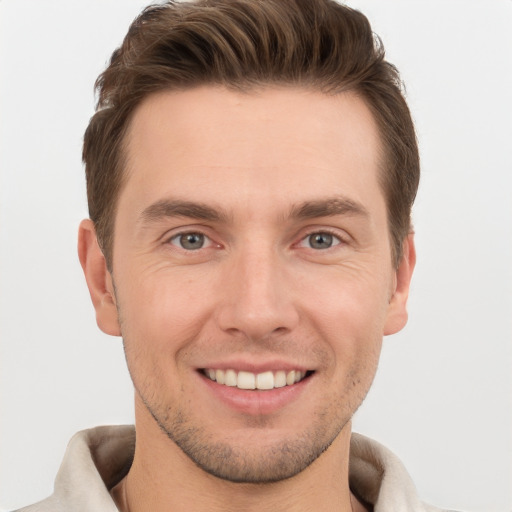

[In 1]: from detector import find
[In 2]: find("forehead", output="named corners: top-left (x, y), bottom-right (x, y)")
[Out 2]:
top-left (121, 86), bottom-right (384, 216)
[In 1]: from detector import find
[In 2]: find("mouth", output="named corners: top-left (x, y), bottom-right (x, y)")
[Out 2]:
top-left (201, 368), bottom-right (313, 390)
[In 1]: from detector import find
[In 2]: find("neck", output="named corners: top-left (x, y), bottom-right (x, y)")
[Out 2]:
top-left (115, 402), bottom-right (364, 512)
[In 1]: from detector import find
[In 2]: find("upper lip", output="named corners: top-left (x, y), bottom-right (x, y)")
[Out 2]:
top-left (196, 358), bottom-right (312, 373)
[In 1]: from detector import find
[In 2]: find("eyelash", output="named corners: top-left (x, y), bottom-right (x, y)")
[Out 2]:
top-left (296, 229), bottom-right (345, 250)
top-left (165, 228), bottom-right (347, 252)
top-left (167, 231), bottom-right (215, 251)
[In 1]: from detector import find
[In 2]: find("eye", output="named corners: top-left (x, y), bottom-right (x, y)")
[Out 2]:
top-left (300, 232), bottom-right (342, 250)
top-left (169, 232), bottom-right (211, 251)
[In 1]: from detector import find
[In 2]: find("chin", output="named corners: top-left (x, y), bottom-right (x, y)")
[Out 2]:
top-left (147, 399), bottom-right (348, 483)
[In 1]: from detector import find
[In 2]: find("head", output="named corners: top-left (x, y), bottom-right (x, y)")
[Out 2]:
top-left (79, 0), bottom-right (418, 486)
top-left (83, 0), bottom-right (419, 271)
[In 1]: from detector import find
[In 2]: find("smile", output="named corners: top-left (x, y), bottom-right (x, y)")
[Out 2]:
top-left (202, 369), bottom-right (310, 390)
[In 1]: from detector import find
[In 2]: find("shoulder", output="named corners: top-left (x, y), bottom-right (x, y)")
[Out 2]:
top-left (350, 433), bottom-right (466, 512)
top-left (11, 425), bottom-right (134, 512)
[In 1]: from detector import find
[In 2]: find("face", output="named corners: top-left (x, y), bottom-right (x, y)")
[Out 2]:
top-left (81, 86), bottom-right (414, 483)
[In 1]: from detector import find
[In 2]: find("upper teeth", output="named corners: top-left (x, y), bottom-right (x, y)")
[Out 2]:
top-left (205, 369), bottom-right (306, 390)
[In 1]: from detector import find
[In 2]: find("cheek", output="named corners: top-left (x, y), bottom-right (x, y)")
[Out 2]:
top-left (297, 265), bottom-right (388, 390)
top-left (115, 268), bottom-right (218, 363)
top-left (301, 266), bottom-right (392, 341)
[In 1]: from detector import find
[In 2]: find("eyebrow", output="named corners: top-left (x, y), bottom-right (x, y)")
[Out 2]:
top-left (140, 199), bottom-right (229, 224)
top-left (290, 197), bottom-right (369, 220)
top-left (139, 196), bottom-right (368, 226)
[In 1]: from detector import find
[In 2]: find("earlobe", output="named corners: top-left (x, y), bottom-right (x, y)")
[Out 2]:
top-left (383, 233), bottom-right (416, 336)
top-left (78, 219), bottom-right (121, 336)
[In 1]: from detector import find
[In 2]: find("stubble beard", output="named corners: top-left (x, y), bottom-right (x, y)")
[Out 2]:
top-left (142, 393), bottom-right (349, 484)
top-left (116, 302), bottom-right (378, 484)
top-left (122, 344), bottom-right (375, 484)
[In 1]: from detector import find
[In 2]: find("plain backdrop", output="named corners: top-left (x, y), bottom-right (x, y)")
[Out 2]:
top-left (1, 1), bottom-right (511, 511)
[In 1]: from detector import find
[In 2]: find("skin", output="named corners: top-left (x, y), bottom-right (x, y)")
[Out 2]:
top-left (79, 86), bottom-right (415, 512)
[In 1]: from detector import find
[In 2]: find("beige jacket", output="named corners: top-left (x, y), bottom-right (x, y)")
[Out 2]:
top-left (14, 425), bottom-right (455, 512)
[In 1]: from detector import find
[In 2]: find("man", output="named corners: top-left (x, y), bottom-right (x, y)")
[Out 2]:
top-left (15, 0), bottom-right (453, 511)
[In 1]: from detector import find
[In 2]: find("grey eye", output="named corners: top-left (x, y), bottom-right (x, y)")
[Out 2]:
top-left (308, 232), bottom-right (334, 249)
top-left (174, 233), bottom-right (206, 250)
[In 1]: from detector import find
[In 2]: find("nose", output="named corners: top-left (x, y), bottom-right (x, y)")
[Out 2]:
top-left (216, 245), bottom-right (300, 342)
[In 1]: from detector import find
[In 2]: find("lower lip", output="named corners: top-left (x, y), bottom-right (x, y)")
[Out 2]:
top-left (199, 372), bottom-right (312, 416)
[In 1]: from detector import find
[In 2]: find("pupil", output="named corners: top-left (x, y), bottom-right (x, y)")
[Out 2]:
top-left (310, 233), bottom-right (332, 249)
top-left (181, 233), bottom-right (204, 250)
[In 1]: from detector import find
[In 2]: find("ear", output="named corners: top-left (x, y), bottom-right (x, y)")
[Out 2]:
top-left (78, 219), bottom-right (121, 336)
top-left (383, 233), bottom-right (416, 336)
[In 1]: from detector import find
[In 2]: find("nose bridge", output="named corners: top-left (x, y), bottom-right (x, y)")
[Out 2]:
top-left (217, 238), bottom-right (298, 340)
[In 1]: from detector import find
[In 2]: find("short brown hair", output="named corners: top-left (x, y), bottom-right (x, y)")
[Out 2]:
top-left (83, 0), bottom-right (419, 269)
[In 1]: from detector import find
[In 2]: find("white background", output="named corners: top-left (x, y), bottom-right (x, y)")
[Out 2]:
top-left (1, 1), bottom-right (511, 511)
